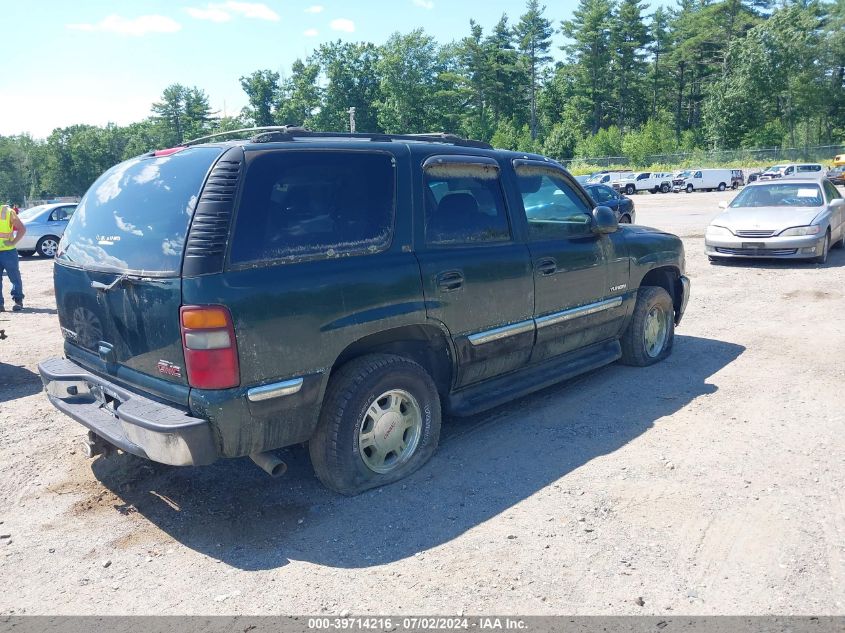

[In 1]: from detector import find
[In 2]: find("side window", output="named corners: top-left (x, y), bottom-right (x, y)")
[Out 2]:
top-left (824, 180), bottom-right (842, 200)
top-left (638, 173), bottom-right (649, 180)
top-left (230, 151), bottom-right (395, 265)
top-left (785, 166), bottom-right (794, 175)
top-left (424, 161), bottom-right (511, 246)
top-left (589, 187), bottom-right (609, 203)
top-left (694, 171), bottom-right (703, 178)
top-left (516, 167), bottom-right (592, 240)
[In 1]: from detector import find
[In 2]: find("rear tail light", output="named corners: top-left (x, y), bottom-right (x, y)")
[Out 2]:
top-left (180, 306), bottom-right (239, 389)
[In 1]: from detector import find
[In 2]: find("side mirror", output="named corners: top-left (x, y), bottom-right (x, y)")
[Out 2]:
top-left (592, 206), bottom-right (618, 234)
top-left (718, 201), bottom-right (728, 209)
top-left (831, 199), bottom-right (845, 209)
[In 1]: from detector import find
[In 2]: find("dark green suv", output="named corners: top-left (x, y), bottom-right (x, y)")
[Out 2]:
top-left (38, 128), bottom-right (689, 495)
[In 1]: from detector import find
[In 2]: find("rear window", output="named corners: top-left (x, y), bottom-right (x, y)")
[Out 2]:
top-left (57, 147), bottom-right (222, 274)
top-left (229, 151), bottom-right (395, 265)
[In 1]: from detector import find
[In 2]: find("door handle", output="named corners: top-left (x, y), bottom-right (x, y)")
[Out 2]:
top-left (536, 257), bottom-right (557, 276)
top-left (436, 270), bottom-right (464, 292)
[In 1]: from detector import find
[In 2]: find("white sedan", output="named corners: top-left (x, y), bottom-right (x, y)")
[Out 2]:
top-left (705, 177), bottom-right (845, 264)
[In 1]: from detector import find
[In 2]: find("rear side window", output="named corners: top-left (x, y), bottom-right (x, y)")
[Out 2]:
top-left (58, 147), bottom-right (222, 274)
top-left (423, 161), bottom-right (511, 246)
top-left (230, 151), bottom-right (395, 265)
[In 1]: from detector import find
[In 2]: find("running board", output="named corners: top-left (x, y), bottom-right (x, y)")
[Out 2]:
top-left (446, 339), bottom-right (622, 417)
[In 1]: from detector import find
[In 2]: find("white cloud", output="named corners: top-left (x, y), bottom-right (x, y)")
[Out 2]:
top-left (329, 18), bottom-right (355, 33)
top-left (303, 28), bottom-right (319, 37)
top-left (222, 2), bottom-right (280, 20)
top-left (66, 14), bottom-right (182, 36)
top-left (412, 0), bottom-right (435, 8)
top-left (185, 6), bottom-right (232, 22)
top-left (185, 2), bottom-right (280, 22)
top-left (304, 5), bottom-right (324, 13)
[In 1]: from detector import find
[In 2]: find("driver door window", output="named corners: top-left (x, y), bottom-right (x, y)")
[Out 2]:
top-left (518, 174), bottom-right (592, 240)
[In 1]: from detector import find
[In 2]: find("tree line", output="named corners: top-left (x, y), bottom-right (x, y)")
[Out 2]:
top-left (1, 0), bottom-right (843, 202)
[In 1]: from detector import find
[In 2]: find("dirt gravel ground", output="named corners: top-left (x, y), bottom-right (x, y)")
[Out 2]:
top-left (0, 190), bottom-right (844, 615)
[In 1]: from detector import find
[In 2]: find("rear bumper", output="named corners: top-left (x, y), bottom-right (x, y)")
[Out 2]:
top-left (37, 357), bottom-right (217, 466)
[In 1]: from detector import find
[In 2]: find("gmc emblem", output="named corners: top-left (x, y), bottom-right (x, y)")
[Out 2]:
top-left (157, 360), bottom-right (182, 378)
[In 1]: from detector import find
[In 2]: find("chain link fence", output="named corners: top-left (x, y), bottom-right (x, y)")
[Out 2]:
top-left (560, 144), bottom-right (845, 169)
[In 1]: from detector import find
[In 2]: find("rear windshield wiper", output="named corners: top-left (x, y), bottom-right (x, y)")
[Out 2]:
top-left (91, 274), bottom-right (170, 292)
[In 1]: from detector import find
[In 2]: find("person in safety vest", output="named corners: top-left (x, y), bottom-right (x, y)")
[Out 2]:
top-left (0, 203), bottom-right (27, 312)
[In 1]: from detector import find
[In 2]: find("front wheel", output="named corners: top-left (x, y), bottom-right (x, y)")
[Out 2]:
top-left (620, 287), bottom-right (675, 367)
top-left (619, 215), bottom-right (632, 224)
top-left (718, 182), bottom-right (727, 192)
top-left (813, 232), bottom-right (830, 264)
top-left (661, 183), bottom-right (670, 193)
top-left (309, 354), bottom-right (442, 495)
top-left (36, 235), bottom-right (60, 258)
top-left (625, 184), bottom-right (636, 195)
top-left (686, 184), bottom-right (694, 193)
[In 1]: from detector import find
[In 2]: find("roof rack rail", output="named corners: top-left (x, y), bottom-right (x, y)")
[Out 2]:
top-left (182, 126), bottom-right (301, 147)
top-left (251, 128), bottom-right (493, 149)
top-left (184, 125), bottom-right (492, 149)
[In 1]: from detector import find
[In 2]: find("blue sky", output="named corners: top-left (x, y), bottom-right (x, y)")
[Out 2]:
top-left (1, 1), bottom-right (621, 138)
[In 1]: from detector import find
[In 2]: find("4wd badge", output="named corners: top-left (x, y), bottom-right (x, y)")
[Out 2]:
top-left (157, 360), bottom-right (182, 378)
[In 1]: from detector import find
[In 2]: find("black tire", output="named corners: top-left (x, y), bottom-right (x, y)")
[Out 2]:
top-left (309, 354), bottom-right (442, 495)
top-left (650, 188), bottom-right (658, 194)
top-left (620, 287), bottom-right (675, 367)
top-left (812, 232), bottom-right (830, 264)
top-left (732, 182), bottom-right (739, 190)
top-left (625, 184), bottom-right (636, 195)
top-left (36, 235), bottom-right (60, 258)
top-left (661, 183), bottom-right (670, 193)
top-left (834, 231), bottom-right (845, 249)
top-left (686, 184), bottom-right (693, 193)
top-left (619, 215), bottom-right (632, 224)
top-left (718, 182), bottom-right (726, 192)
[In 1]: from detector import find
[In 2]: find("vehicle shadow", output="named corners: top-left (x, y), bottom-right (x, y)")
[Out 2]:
top-left (0, 362), bottom-right (43, 403)
top-left (88, 334), bottom-right (744, 571)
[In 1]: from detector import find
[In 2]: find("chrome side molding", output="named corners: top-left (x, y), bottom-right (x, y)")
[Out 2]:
top-left (535, 297), bottom-right (623, 329)
top-left (467, 319), bottom-right (535, 346)
top-left (247, 378), bottom-right (304, 402)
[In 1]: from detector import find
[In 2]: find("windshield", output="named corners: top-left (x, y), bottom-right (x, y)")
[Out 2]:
top-left (764, 165), bottom-right (787, 173)
top-left (729, 184), bottom-right (823, 208)
top-left (18, 205), bottom-right (48, 221)
top-left (57, 146), bottom-right (223, 275)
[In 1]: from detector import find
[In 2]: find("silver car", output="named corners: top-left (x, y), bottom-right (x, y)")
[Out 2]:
top-left (705, 177), bottom-right (845, 264)
top-left (16, 202), bottom-right (78, 257)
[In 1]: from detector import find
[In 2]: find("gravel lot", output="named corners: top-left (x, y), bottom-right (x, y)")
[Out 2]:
top-left (1, 189), bottom-right (844, 615)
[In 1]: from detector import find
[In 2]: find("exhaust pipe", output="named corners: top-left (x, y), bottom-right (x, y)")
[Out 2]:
top-left (250, 451), bottom-right (287, 477)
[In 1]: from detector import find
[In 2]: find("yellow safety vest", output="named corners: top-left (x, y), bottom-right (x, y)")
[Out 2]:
top-left (0, 206), bottom-right (17, 252)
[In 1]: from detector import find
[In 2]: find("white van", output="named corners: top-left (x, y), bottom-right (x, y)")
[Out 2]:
top-left (759, 163), bottom-right (824, 181)
top-left (672, 168), bottom-right (732, 193)
top-left (586, 171), bottom-right (631, 187)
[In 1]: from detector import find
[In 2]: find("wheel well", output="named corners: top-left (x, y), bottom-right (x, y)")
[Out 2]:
top-left (640, 266), bottom-right (681, 313)
top-left (332, 325), bottom-right (453, 396)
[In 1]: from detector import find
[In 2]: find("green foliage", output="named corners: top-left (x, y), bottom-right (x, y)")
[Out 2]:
top-left (151, 84), bottom-right (214, 145)
top-left (575, 125), bottom-right (623, 159)
top-left (239, 70), bottom-right (281, 127)
top-left (621, 112), bottom-right (678, 166)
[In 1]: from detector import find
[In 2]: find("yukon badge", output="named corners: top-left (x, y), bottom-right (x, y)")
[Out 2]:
top-left (157, 360), bottom-right (182, 378)
top-left (610, 284), bottom-right (627, 293)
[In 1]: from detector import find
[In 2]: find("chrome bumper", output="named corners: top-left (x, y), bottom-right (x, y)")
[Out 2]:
top-left (37, 357), bottom-right (217, 466)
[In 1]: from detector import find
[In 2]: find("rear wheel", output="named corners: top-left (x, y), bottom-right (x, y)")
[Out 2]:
top-left (718, 182), bottom-right (727, 191)
top-left (36, 235), bottom-right (60, 258)
top-left (625, 184), bottom-right (636, 195)
top-left (660, 183), bottom-right (670, 193)
top-left (620, 287), bottom-right (675, 367)
top-left (309, 354), bottom-right (441, 495)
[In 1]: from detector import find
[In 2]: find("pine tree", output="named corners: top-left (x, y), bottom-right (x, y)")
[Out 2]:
top-left (514, 1), bottom-right (554, 139)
